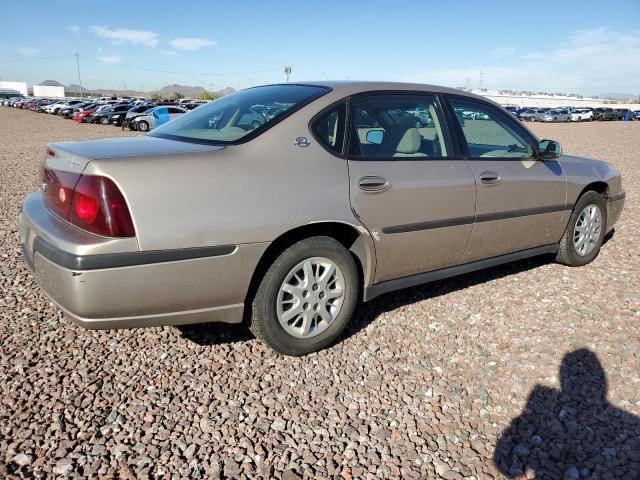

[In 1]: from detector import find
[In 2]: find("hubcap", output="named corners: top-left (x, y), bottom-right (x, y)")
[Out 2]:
top-left (276, 257), bottom-right (345, 338)
top-left (573, 204), bottom-right (602, 256)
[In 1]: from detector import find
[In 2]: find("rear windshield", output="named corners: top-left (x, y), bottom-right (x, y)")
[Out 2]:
top-left (149, 84), bottom-right (330, 145)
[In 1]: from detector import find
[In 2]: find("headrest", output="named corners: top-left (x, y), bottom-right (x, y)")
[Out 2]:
top-left (383, 126), bottom-right (421, 154)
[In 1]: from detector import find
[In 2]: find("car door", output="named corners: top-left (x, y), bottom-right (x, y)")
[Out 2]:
top-left (444, 95), bottom-right (568, 263)
top-left (345, 92), bottom-right (477, 283)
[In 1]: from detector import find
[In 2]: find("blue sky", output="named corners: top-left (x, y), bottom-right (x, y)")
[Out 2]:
top-left (1, 0), bottom-right (639, 94)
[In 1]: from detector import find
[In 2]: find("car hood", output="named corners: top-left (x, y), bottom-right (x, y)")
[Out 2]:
top-left (47, 136), bottom-right (226, 172)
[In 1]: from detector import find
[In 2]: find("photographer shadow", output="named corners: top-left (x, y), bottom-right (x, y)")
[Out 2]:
top-left (494, 348), bottom-right (640, 478)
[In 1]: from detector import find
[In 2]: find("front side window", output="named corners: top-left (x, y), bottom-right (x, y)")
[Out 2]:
top-left (312, 103), bottom-right (346, 154)
top-left (150, 84), bottom-right (330, 144)
top-left (348, 93), bottom-right (449, 159)
top-left (448, 97), bottom-right (534, 158)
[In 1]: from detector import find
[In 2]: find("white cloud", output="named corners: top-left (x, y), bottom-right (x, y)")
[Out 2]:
top-left (89, 26), bottom-right (159, 47)
top-left (159, 49), bottom-right (177, 56)
top-left (404, 28), bottom-right (640, 94)
top-left (69, 25), bottom-right (82, 36)
top-left (168, 37), bottom-right (217, 51)
top-left (99, 55), bottom-right (122, 64)
top-left (18, 47), bottom-right (41, 57)
top-left (491, 47), bottom-right (515, 57)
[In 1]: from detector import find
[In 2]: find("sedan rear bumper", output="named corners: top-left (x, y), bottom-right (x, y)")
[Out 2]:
top-left (19, 194), bottom-right (268, 329)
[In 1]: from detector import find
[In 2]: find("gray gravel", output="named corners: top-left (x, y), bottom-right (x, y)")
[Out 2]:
top-left (1, 108), bottom-right (639, 479)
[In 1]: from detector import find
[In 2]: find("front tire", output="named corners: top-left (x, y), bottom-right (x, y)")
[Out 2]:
top-left (136, 120), bottom-right (149, 131)
top-left (250, 236), bottom-right (360, 356)
top-left (556, 191), bottom-right (607, 266)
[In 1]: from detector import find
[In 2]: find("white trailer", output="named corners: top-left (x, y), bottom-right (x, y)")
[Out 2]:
top-left (33, 85), bottom-right (65, 98)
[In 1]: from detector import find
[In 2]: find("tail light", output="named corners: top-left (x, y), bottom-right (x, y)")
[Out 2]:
top-left (43, 168), bottom-right (135, 237)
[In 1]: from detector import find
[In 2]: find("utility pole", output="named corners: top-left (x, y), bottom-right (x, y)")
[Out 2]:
top-left (284, 66), bottom-right (292, 82)
top-left (75, 52), bottom-right (83, 98)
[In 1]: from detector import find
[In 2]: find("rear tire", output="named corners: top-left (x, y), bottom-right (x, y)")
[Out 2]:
top-left (556, 191), bottom-right (607, 266)
top-left (100, 117), bottom-right (109, 125)
top-left (250, 236), bottom-right (359, 356)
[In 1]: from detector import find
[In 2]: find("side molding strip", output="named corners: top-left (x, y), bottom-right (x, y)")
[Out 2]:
top-left (33, 236), bottom-right (237, 271)
top-left (363, 244), bottom-right (558, 301)
top-left (383, 204), bottom-right (571, 234)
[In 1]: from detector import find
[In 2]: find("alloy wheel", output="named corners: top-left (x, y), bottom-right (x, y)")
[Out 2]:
top-left (573, 204), bottom-right (602, 256)
top-left (276, 257), bottom-right (345, 338)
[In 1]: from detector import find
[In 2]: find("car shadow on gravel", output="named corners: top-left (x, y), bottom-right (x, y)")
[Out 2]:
top-left (493, 348), bottom-right (640, 478)
top-left (177, 322), bottom-right (254, 346)
top-left (342, 253), bottom-right (554, 340)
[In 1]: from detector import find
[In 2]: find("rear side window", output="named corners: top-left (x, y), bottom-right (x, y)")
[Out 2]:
top-left (312, 103), bottom-right (346, 154)
top-left (447, 97), bottom-right (534, 158)
top-left (150, 84), bottom-right (330, 145)
top-left (347, 93), bottom-right (450, 159)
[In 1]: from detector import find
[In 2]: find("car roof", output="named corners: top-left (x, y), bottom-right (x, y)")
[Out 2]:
top-left (268, 80), bottom-right (497, 105)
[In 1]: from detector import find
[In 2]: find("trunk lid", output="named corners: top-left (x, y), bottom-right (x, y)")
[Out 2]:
top-left (45, 136), bottom-right (226, 173)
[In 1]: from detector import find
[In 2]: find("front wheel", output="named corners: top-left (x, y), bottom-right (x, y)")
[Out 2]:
top-left (250, 236), bottom-right (360, 356)
top-left (556, 191), bottom-right (607, 266)
top-left (100, 117), bottom-right (109, 125)
top-left (136, 120), bottom-right (149, 131)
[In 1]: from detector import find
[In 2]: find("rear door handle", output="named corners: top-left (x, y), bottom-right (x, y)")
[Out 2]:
top-left (358, 176), bottom-right (390, 192)
top-left (480, 171), bottom-right (500, 184)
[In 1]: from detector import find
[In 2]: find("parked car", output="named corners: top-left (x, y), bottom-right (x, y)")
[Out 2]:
top-left (633, 110), bottom-right (640, 120)
top-left (121, 104), bottom-right (154, 129)
top-left (74, 107), bottom-right (99, 123)
top-left (130, 106), bottom-right (186, 131)
top-left (593, 108), bottom-right (618, 121)
top-left (518, 109), bottom-right (539, 121)
top-left (19, 82), bottom-right (625, 355)
top-left (616, 108), bottom-right (636, 121)
top-left (59, 102), bottom-right (93, 118)
top-left (504, 106), bottom-right (518, 117)
top-left (44, 100), bottom-right (82, 115)
top-left (570, 108), bottom-right (593, 122)
top-left (539, 109), bottom-right (571, 122)
top-left (89, 104), bottom-right (133, 125)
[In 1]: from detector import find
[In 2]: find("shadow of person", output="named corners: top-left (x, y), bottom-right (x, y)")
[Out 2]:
top-left (494, 349), bottom-right (640, 479)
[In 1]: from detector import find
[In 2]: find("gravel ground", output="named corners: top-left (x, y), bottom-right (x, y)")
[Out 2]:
top-left (1, 108), bottom-right (638, 479)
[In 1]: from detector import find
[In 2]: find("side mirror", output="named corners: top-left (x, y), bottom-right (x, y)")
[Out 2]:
top-left (366, 129), bottom-right (384, 145)
top-left (539, 139), bottom-right (562, 160)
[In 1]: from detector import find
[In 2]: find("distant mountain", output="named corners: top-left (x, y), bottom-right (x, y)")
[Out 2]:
top-left (61, 81), bottom-right (235, 98)
top-left (597, 92), bottom-right (638, 100)
top-left (157, 84), bottom-right (206, 97)
top-left (38, 80), bottom-right (64, 86)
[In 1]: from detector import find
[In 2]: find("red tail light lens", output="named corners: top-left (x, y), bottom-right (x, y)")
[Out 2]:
top-left (43, 169), bottom-right (80, 220)
top-left (43, 168), bottom-right (135, 238)
top-left (71, 176), bottom-right (135, 237)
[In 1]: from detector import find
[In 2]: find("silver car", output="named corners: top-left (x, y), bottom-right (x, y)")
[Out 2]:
top-left (540, 109), bottom-right (572, 122)
top-left (131, 106), bottom-right (186, 131)
top-left (19, 82), bottom-right (626, 355)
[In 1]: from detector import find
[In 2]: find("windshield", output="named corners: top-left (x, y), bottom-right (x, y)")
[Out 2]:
top-left (149, 84), bottom-right (330, 144)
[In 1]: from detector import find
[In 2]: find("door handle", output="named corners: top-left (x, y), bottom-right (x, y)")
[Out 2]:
top-left (358, 176), bottom-right (390, 192)
top-left (480, 171), bottom-right (501, 184)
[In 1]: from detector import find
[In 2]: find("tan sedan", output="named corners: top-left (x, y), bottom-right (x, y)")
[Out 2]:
top-left (19, 82), bottom-right (625, 355)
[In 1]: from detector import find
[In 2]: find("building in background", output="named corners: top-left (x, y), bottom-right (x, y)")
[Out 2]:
top-left (0, 80), bottom-right (28, 96)
top-left (33, 85), bottom-right (65, 98)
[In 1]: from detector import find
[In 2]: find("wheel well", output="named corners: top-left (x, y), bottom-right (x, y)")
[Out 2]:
top-left (577, 181), bottom-right (609, 201)
top-left (243, 223), bottom-right (371, 314)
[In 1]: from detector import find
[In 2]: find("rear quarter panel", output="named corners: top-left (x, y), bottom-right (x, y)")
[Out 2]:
top-left (82, 110), bottom-right (358, 252)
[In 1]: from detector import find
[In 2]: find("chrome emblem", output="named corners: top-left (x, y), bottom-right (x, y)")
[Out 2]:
top-left (40, 182), bottom-right (47, 192)
top-left (294, 136), bottom-right (310, 147)
top-left (65, 158), bottom-right (81, 168)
